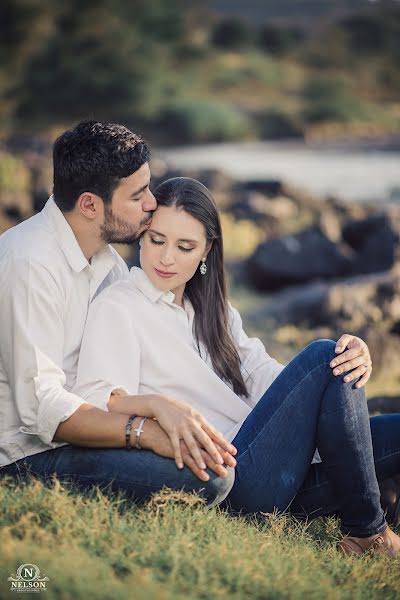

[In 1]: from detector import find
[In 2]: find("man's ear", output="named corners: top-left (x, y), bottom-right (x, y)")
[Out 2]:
top-left (77, 192), bottom-right (103, 220)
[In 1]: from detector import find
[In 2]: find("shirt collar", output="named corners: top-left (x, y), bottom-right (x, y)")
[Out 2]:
top-left (42, 195), bottom-right (115, 274)
top-left (130, 267), bottom-right (176, 305)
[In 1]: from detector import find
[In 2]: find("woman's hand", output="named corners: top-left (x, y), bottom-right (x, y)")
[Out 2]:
top-left (148, 394), bottom-right (237, 471)
top-left (330, 334), bottom-right (372, 389)
top-left (146, 418), bottom-right (236, 481)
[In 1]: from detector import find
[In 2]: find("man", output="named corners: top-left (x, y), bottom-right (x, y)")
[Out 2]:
top-left (0, 120), bottom-right (235, 507)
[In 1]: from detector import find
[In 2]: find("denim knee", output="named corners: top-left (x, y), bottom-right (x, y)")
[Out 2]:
top-left (304, 339), bottom-right (336, 364)
top-left (203, 466), bottom-right (235, 509)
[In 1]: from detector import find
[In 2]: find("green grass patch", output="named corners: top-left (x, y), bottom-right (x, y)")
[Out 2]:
top-left (0, 476), bottom-right (399, 599)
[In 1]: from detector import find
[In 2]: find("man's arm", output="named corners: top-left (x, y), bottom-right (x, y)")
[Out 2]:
top-left (54, 403), bottom-right (149, 447)
top-left (0, 258), bottom-right (87, 445)
top-left (54, 404), bottom-right (234, 480)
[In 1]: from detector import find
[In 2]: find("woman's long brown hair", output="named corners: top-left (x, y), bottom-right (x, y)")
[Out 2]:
top-left (153, 177), bottom-right (248, 397)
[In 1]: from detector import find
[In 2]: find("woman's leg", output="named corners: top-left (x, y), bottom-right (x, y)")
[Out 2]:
top-left (0, 445), bottom-right (234, 509)
top-left (290, 414), bottom-right (400, 520)
top-left (222, 339), bottom-right (387, 537)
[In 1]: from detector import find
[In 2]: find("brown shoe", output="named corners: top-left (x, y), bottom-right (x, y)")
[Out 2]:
top-left (338, 526), bottom-right (400, 559)
top-left (380, 475), bottom-right (400, 526)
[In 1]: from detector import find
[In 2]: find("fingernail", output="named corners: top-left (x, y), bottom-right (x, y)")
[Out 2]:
top-left (335, 347), bottom-right (341, 352)
top-left (217, 456), bottom-right (224, 464)
top-left (344, 377), bottom-right (349, 382)
top-left (331, 361), bottom-right (337, 367)
top-left (200, 462), bottom-right (206, 469)
top-left (334, 369), bottom-right (340, 375)
top-left (178, 462), bottom-right (184, 469)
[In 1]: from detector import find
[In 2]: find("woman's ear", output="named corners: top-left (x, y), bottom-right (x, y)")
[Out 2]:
top-left (204, 241), bottom-right (212, 258)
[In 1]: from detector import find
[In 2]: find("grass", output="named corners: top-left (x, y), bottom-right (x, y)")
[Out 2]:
top-left (0, 476), bottom-right (399, 599)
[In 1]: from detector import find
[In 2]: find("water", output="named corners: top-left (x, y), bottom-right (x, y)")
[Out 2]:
top-left (158, 141), bottom-right (400, 204)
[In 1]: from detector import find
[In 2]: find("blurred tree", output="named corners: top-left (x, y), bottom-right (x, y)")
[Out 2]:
top-left (258, 25), bottom-right (304, 56)
top-left (211, 18), bottom-right (253, 50)
top-left (2, 0), bottom-right (184, 127)
top-left (339, 14), bottom-right (386, 54)
top-left (303, 77), bottom-right (368, 124)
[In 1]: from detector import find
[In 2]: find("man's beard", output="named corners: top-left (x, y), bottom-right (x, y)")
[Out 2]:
top-left (100, 204), bottom-right (152, 244)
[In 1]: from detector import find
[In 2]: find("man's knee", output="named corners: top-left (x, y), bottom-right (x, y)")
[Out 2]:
top-left (203, 466), bottom-right (235, 509)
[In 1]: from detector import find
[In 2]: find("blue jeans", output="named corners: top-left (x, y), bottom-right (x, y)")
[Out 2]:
top-left (222, 339), bottom-right (400, 537)
top-left (0, 445), bottom-right (235, 510)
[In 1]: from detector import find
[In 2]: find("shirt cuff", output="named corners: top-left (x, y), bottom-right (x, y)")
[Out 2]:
top-left (20, 391), bottom-right (86, 447)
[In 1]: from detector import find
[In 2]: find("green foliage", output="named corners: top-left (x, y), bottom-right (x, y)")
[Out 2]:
top-left (303, 77), bottom-right (369, 124)
top-left (340, 13), bottom-right (392, 54)
top-left (211, 18), bottom-right (253, 50)
top-left (160, 100), bottom-right (254, 143)
top-left (258, 25), bottom-right (305, 55)
top-left (1, 0), bottom-right (400, 140)
top-left (1, 477), bottom-right (400, 599)
top-left (4, 0), bottom-right (185, 127)
top-left (257, 108), bottom-right (304, 139)
top-left (0, 152), bottom-right (30, 193)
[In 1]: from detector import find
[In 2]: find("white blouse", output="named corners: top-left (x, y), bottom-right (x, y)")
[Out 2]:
top-left (74, 267), bottom-right (285, 443)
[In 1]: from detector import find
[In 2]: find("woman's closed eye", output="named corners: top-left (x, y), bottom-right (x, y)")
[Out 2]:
top-left (150, 238), bottom-right (194, 252)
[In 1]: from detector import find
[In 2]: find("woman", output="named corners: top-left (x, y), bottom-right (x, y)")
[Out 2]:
top-left (74, 177), bottom-right (400, 558)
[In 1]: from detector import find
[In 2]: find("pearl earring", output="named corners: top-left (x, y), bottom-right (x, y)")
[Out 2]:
top-left (200, 258), bottom-right (207, 275)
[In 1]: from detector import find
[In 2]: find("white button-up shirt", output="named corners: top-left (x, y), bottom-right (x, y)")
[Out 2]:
top-left (74, 267), bottom-right (286, 443)
top-left (0, 197), bottom-right (128, 466)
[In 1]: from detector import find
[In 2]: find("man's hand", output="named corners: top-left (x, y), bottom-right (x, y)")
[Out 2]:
top-left (330, 334), bottom-right (372, 389)
top-left (142, 418), bottom-right (236, 482)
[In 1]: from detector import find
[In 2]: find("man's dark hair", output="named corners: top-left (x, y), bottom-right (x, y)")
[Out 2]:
top-left (52, 120), bottom-right (150, 212)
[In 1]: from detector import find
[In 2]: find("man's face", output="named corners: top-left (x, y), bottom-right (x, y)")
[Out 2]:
top-left (100, 162), bottom-right (157, 244)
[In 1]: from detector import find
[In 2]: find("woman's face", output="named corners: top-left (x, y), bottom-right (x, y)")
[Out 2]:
top-left (140, 205), bottom-right (209, 297)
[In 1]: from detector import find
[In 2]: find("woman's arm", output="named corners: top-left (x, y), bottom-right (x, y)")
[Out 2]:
top-left (228, 303), bottom-right (285, 407)
top-left (75, 294), bottom-right (237, 471)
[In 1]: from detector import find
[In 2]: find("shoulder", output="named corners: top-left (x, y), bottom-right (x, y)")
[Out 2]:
top-left (108, 245), bottom-right (129, 275)
top-left (0, 212), bottom-right (64, 268)
top-left (91, 276), bottom-right (137, 308)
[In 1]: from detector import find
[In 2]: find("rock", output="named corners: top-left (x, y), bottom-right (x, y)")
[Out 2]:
top-left (249, 280), bottom-right (329, 326)
top-left (368, 396), bottom-right (400, 415)
top-left (247, 227), bottom-right (353, 291)
top-left (240, 179), bottom-right (283, 197)
top-left (362, 327), bottom-right (400, 380)
top-left (318, 271), bottom-right (400, 330)
top-left (342, 213), bottom-right (400, 274)
top-left (229, 192), bottom-right (300, 238)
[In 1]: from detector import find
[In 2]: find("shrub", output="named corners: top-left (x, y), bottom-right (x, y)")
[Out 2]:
top-left (159, 100), bottom-right (254, 144)
top-left (258, 25), bottom-right (305, 55)
top-left (302, 77), bottom-right (368, 123)
top-left (211, 18), bottom-right (253, 50)
top-left (257, 108), bottom-right (304, 139)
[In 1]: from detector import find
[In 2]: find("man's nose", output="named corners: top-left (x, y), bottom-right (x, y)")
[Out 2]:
top-left (143, 190), bottom-right (157, 212)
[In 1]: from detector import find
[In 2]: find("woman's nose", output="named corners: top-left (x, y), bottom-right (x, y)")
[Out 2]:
top-left (160, 248), bottom-right (175, 266)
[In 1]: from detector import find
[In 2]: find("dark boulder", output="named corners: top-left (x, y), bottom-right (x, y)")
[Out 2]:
top-left (368, 396), bottom-right (400, 415)
top-left (342, 214), bottom-right (399, 274)
top-left (247, 227), bottom-right (353, 291)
